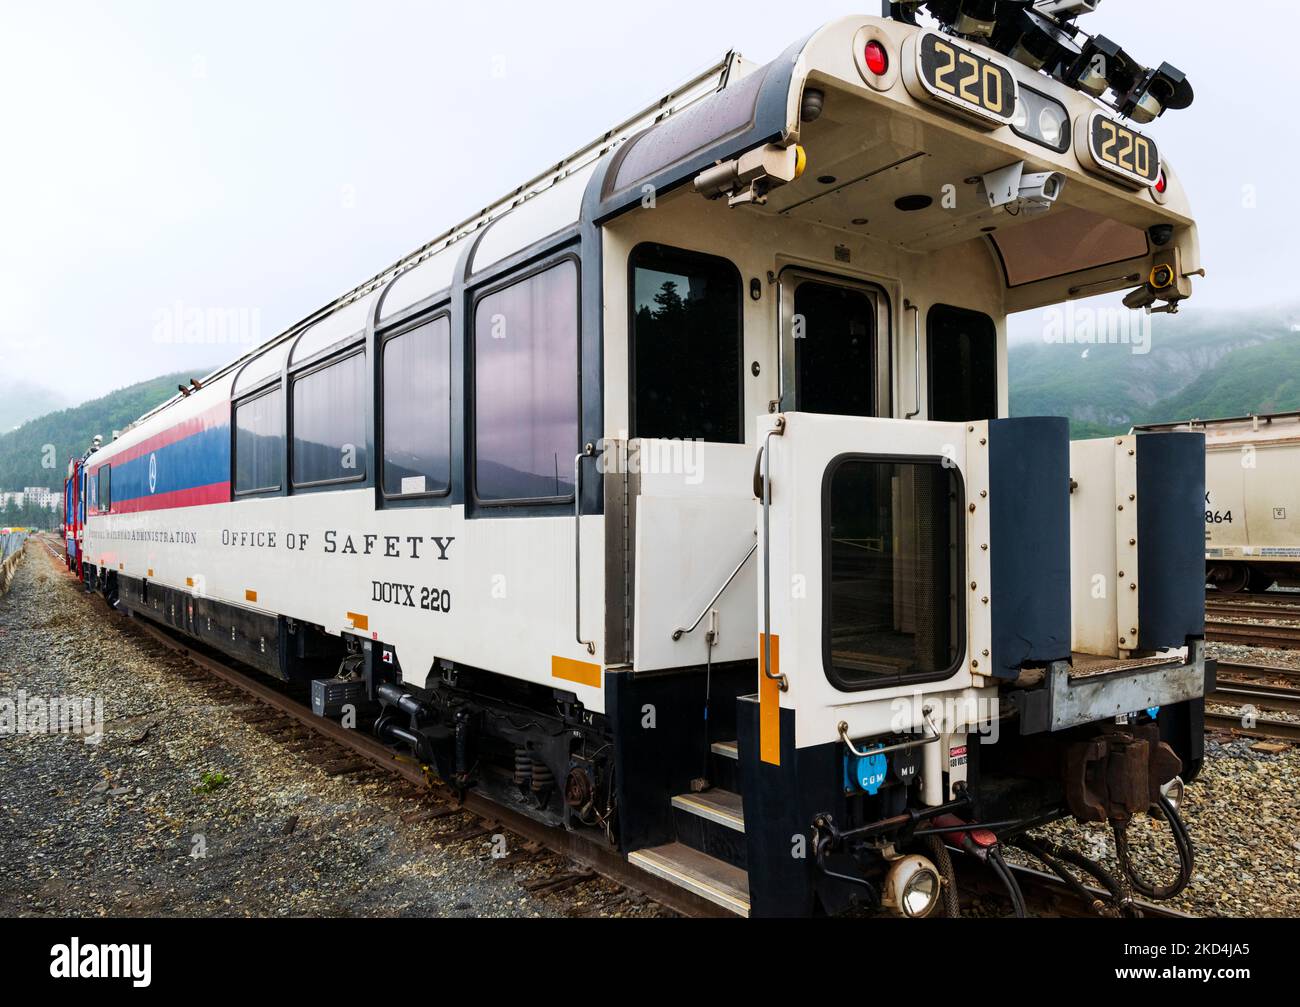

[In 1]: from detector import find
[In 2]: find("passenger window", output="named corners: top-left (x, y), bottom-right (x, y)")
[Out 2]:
top-left (824, 457), bottom-right (962, 690)
top-left (928, 304), bottom-right (997, 422)
top-left (291, 351), bottom-right (367, 487)
top-left (474, 260), bottom-right (579, 502)
top-left (630, 243), bottom-right (741, 443)
top-left (382, 316), bottom-right (451, 497)
top-left (234, 387), bottom-right (284, 494)
top-left (98, 465), bottom-right (111, 512)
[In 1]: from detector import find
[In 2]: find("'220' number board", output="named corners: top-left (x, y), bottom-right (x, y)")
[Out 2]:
top-left (1083, 111), bottom-right (1161, 188)
top-left (914, 31), bottom-right (1016, 127)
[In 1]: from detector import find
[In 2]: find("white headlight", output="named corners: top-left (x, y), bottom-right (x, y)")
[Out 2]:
top-left (883, 854), bottom-right (942, 918)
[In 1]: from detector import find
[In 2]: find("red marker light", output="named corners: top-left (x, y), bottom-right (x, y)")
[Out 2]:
top-left (1155, 169), bottom-right (1167, 194)
top-left (864, 40), bottom-right (889, 76)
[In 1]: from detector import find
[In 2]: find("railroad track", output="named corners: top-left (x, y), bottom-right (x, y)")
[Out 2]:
top-left (1206, 620), bottom-right (1300, 650)
top-left (1207, 658), bottom-right (1300, 743)
top-left (1206, 589), bottom-right (1300, 606)
top-left (125, 617), bottom-right (730, 917)
top-left (1217, 660), bottom-right (1300, 685)
top-left (33, 543), bottom-right (722, 919)
top-left (956, 860), bottom-right (1195, 919)
top-left (1210, 680), bottom-right (1300, 714)
top-left (1204, 710), bottom-right (1300, 743)
top-left (1206, 600), bottom-right (1300, 621)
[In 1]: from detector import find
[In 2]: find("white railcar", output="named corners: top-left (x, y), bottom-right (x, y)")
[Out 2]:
top-left (74, 5), bottom-right (1209, 917)
top-left (1143, 411), bottom-right (1300, 592)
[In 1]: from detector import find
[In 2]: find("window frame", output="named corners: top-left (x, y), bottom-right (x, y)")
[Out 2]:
top-left (627, 241), bottom-right (744, 444)
top-left (926, 303), bottom-right (999, 424)
top-left (820, 451), bottom-right (967, 693)
top-left (777, 267), bottom-right (892, 418)
top-left (378, 308), bottom-right (453, 503)
top-left (468, 252), bottom-right (582, 509)
top-left (232, 382), bottom-right (286, 498)
top-left (288, 345), bottom-right (369, 491)
top-left (98, 464), bottom-right (111, 513)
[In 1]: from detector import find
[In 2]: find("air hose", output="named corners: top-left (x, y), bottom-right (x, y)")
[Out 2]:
top-left (987, 845), bottom-right (1027, 917)
top-left (1113, 794), bottom-right (1194, 901)
top-left (1014, 834), bottom-right (1140, 918)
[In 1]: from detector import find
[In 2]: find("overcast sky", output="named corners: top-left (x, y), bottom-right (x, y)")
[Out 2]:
top-left (2, 1), bottom-right (1295, 399)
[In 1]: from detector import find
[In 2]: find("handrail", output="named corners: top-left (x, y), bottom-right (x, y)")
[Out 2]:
top-left (904, 299), bottom-right (922, 419)
top-left (574, 444), bottom-right (597, 655)
top-left (761, 417), bottom-right (788, 691)
top-left (671, 538), bottom-right (758, 641)
top-left (838, 706), bottom-right (939, 757)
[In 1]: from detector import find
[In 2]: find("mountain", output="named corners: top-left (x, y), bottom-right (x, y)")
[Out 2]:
top-left (1009, 303), bottom-right (1300, 436)
top-left (0, 372), bottom-right (204, 492)
top-left (0, 379), bottom-right (68, 433)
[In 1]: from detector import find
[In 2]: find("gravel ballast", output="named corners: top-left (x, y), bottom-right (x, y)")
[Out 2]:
top-left (0, 548), bottom-right (666, 918)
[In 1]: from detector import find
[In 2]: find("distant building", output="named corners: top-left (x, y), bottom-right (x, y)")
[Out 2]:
top-left (23, 487), bottom-right (58, 509)
top-left (0, 487), bottom-right (59, 510)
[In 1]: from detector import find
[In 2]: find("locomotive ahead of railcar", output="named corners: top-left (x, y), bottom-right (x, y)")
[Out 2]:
top-left (70, 2), bottom-right (1209, 917)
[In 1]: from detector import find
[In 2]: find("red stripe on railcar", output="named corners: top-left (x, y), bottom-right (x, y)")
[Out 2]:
top-left (108, 481), bottom-right (231, 514)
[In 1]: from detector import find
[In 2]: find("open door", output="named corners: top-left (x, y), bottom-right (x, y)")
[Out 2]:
top-left (755, 411), bottom-right (982, 757)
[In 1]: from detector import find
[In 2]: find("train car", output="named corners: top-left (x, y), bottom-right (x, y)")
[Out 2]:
top-left (63, 452), bottom-right (90, 575)
top-left (1141, 411), bottom-right (1300, 593)
top-left (75, 4), bottom-right (1209, 917)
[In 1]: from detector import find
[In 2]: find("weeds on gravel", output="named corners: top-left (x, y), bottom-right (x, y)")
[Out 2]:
top-left (193, 771), bottom-right (230, 794)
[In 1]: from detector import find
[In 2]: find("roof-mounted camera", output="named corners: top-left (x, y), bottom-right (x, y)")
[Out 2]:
top-left (885, 1), bottom-right (1194, 121)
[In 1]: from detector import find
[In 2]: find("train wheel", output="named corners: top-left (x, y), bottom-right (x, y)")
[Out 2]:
top-left (1245, 568), bottom-right (1277, 593)
top-left (1209, 564), bottom-right (1249, 594)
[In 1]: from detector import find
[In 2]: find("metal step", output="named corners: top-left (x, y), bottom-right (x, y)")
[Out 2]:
top-left (710, 739), bottom-right (738, 760)
top-left (671, 787), bottom-right (745, 832)
top-left (628, 842), bottom-right (750, 917)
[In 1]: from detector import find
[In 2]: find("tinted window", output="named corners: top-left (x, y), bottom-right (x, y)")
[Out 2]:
top-left (291, 351), bottom-right (367, 486)
top-left (98, 466), bottom-right (110, 512)
top-left (825, 458), bottom-right (961, 690)
top-left (794, 281), bottom-right (875, 417)
top-left (474, 260), bottom-right (579, 502)
top-left (928, 305), bottom-right (997, 422)
top-left (234, 387), bottom-right (284, 494)
top-left (382, 316), bottom-right (451, 497)
top-left (631, 244), bottom-right (741, 442)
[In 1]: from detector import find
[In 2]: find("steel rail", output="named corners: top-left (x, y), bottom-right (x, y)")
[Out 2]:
top-left (1206, 620), bottom-right (1300, 650)
top-left (1209, 681), bottom-right (1300, 714)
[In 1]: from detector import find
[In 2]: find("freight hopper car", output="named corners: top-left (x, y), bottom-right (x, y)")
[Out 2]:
top-left (1143, 411), bottom-right (1300, 594)
top-left (72, 6), bottom-right (1210, 917)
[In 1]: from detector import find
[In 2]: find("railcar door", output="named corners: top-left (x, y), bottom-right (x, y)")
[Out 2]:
top-left (752, 411), bottom-right (987, 775)
top-left (777, 270), bottom-right (890, 417)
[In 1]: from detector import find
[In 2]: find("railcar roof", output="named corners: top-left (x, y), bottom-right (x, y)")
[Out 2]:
top-left (120, 12), bottom-right (1196, 439)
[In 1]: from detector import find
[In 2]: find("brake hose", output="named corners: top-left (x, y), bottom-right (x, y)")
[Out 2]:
top-left (1113, 794), bottom-right (1194, 901)
top-left (988, 845), bottom-right (1027, 917)
top-left (1014, 835), bottom-right (1108, 915)
top-left (1014, 834), bottom-right (1142, 917)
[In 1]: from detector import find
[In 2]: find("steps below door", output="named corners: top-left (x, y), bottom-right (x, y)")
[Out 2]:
top-left (671, 788), bottom-right (745, 832)
top-left (628, 842), bottom-right (750, 916)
